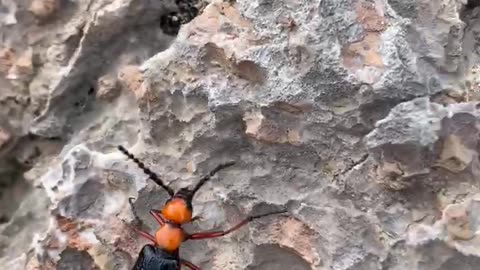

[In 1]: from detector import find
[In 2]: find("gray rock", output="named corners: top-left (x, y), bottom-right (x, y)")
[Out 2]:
top-left (3, 0), bottom-right (480, 269)
top-left (365, 98), bottom-right (480, 190)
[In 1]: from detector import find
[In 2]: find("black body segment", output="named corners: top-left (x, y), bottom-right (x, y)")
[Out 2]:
top-left (132, 245), bottom-right (179, 270)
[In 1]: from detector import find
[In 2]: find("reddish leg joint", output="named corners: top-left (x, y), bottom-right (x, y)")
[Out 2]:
top-left (149, 209), bottom-right (166, 226)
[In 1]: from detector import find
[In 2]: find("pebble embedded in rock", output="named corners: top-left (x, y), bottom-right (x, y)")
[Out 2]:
top-left (29, 0), bottom-right (60, 19)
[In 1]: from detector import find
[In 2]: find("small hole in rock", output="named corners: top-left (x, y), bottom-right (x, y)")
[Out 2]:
top-left (0, 215), bottom-right (8, 224)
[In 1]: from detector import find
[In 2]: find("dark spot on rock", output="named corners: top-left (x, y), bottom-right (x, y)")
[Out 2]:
top-left (359, 98), bottom-right (401, 130)
top-left (464, 0), bottom-right (480, 12)
top-left (57, 247), bottom-right (99, 270)
top-left (0, 215), bottom-right (8, 224)
top-left (160, 12), bottom-right (183, 36)
top-left (234, 60), bottom-right (267, 84)
top-left (73, 100), bottom-right (85, 108)
top-left (0, 162), bottom-right (33, 228)
top-left (250, 202), bottom-right (288, 217)
top-left (60, 179), bottom-right (105, 219)
top-left (88, 86), bottom-right (95, 96)
top-left (461, 0), bottom-right (480, 20)
top-left (160, 0), bottom-right (204, 36)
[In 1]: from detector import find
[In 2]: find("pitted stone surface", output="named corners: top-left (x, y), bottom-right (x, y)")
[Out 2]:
top-left (3, 0), bottom-right (480, 269)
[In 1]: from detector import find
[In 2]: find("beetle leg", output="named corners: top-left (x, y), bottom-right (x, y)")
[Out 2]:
top-left (186, 209), bottom-right (287, 240)
top-left (128, 197), bottom-right (157, 243)
top-left (180, 259), bottom-right (201, 270)
top-left (128, 197), bottom-right (146, 228)
top-left (149, 209), bottom-right (166, 226)
top-left (133, 227), bottom-right (156, 243)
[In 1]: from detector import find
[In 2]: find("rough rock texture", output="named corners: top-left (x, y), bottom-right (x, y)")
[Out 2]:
top-left (3, 0), bottom-right (480, 269)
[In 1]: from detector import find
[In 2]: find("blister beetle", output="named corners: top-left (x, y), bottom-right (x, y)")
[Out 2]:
top-left (118, 145), bottom-right (287, 270)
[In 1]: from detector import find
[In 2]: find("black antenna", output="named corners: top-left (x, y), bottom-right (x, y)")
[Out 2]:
top-left (118, 145), bottom-right (175, 197)
top-left (190, 161), bottom-right (236, 197)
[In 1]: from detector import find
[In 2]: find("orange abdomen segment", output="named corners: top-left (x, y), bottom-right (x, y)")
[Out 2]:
top-left (162, 199), bottom-right (192, 224)
top-left (155, 225), bottom-right (185, 252)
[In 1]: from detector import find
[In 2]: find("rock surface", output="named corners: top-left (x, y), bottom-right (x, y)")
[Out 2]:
top-left (3, 0), bottom-right (480, 269)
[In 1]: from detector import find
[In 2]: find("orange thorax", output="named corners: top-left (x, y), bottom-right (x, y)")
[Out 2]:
top-left (162, 198), bottom-right (192, 224)
top-left (155, 224), bottom-right (185, 252)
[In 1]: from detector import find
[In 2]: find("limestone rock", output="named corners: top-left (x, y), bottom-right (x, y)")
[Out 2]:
top-left (96, 74), bottom-right (120, 102)
top-left (117, 65), bottom-right (145, 99)
top-left (4, 0), bottom-right (480, 269)
top-left (0, 48), bottom-right (15, 74)
top-left (407, 193), bottom-right (480, 259)
top-left (7, 48), bottom-right (34, 81)
top-left (366, 98), bottom-right (480, 190)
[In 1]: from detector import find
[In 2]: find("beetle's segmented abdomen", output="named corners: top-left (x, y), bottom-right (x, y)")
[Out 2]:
top-left (132, 245), bottom-right (179, 270)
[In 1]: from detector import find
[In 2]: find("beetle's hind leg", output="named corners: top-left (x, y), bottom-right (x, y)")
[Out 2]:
top-left (127, 197), bottom-right (156, 243)
top-left (128, 197), bottom-right (144, 227)
top-left (133, 227), bottom-right (156, 244)
top-left (180, 259), bottom-right (201, 270)
top-left (186, 209), bottom-right (287, 240)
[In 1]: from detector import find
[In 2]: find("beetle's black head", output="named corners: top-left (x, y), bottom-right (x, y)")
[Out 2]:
top-left (164, 161), bottom-right (236, 212)
top-left (169, 187), bottom-right (194, 210)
